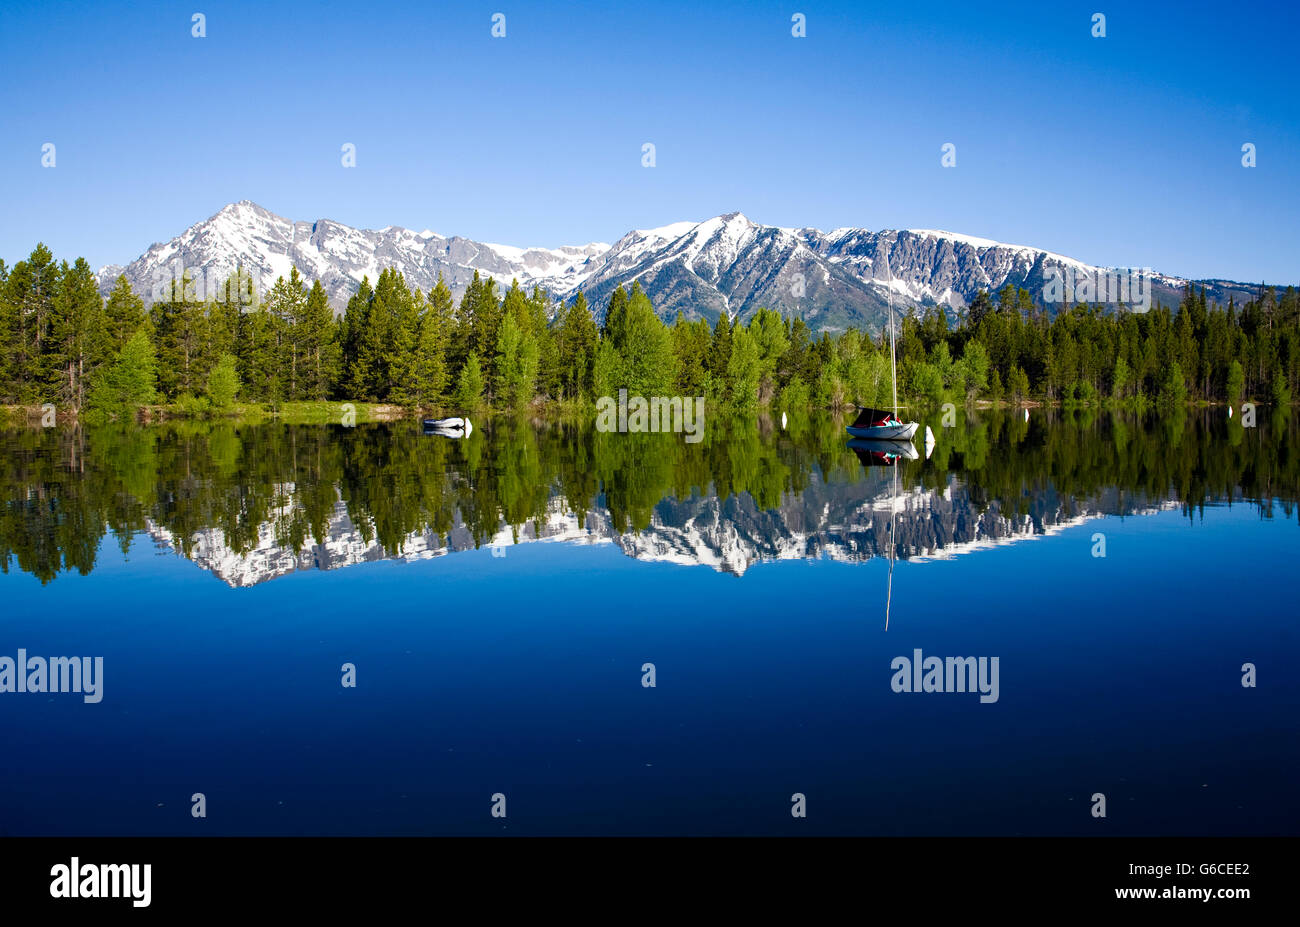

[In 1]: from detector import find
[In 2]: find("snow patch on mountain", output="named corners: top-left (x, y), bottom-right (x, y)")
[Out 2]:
top-left (97, 201), bottom-right (1263, 333)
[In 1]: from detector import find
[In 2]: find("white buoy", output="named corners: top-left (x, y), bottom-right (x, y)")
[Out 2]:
top-left (781, 411), bottom-right (787, 430)
top-left (924, 425), bottom-right (936, 459)
top-left (1228, 405), bottom-right (1233, 419)
top-left (1023, 408), bottom-right (1030, 422)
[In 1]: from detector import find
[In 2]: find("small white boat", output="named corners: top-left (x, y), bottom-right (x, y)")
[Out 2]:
top-left (423, 416), bottom-right (472, 437)
top-left (846, 409), bottom-right (919, 440)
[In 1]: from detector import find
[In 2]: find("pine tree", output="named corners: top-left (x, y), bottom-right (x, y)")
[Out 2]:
top-left (237, 302), bottom-right (282, 403)
top-left (602, 286), bottom-right (629, 341)
top-left (341, 276), bottom-right (374, 398)
top-left (709, 311), bottom-right (733, 382)
top-left (671, 313), bottom-right (711, 396)
top-left (0, 258), bottom-right (10, 399)
top-left (103, 275), bottom-right (149, 352)
top-left (469, 276), bottom-right (503, 390)
top-left (382, 272), bottom-right (419, 401)
top-left (495, 312), bottom-right (539, 407)
top-left (265, 268), bottom-right (309, 399)
top-left (1008, 365), bottom-right (1030, 403)
top-left (352, 269), bottom-right (416, 400)
top-left (448, 272), bottom-right (480, 373)
top-left (300, 279), bottom-right (339, 399)
top-left (527, 285), bottom-right (559, 399)
top-left (558, 292), bottom-right (598, 400)
top-left (2, 244), bottom-right (59, 402)
top-left (403, 273), bottom-right (452, 407)
top-left (49, 258), bottom-right (107, 409)
top-left (152, 271), bottom-right (211, 398)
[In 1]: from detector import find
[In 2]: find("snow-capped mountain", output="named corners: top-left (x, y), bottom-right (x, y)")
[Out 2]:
top-left (97, 201), bottom-right (1261, 333)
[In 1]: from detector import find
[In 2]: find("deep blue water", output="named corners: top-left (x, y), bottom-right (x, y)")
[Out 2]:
top-left (2, 489), bottom-right (1296, 836)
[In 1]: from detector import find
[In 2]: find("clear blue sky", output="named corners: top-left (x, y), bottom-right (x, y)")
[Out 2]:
top-left (2, 0), bottom-right (1296, 283)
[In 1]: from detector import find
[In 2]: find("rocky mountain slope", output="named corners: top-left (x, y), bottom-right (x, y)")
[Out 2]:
top-left (99, 201), bottom-right (1265, 333)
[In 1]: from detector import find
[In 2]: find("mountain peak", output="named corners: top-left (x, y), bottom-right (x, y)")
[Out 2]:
top-left (98, 205), bottom-right (1254, 332)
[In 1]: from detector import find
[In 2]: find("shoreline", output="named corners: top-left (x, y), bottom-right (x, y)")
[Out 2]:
top-left (0, 397), bottom-right (1280, 428)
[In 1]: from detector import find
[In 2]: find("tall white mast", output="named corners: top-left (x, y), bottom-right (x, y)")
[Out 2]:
top-left (887, 239), bottom-right (898, 417)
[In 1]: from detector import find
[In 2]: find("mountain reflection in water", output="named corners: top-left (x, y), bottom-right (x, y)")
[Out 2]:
top-left (1, 408), bottom-right (1295, 587)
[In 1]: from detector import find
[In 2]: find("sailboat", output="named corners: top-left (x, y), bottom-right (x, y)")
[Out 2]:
top-left (846, 247), bottom-right (920, 442)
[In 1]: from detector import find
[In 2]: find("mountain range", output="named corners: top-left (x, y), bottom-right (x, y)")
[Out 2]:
top-left (97, 201), bottom-right (1268, 333)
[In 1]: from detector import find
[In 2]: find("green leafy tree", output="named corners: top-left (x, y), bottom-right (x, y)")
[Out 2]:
top-left (955, 339), bottom-right (990, 401)
top-left (727, 326), bottom-right (761, 408)
top-left (748, 307), bottom-right (789, 403)
top-left (1112, 354), bottom-right (1131, 400)
top-left (1226, 360), bottom-right (1245, 405)
top-left (88, 329), bottom-right (157, 414)
top-left (205, 353), bottom-right (241, 410)
top-left (910, 361), bottom-right (945, 405)
top-left (592, 339), bottom-right (622, 400)
top-left (456, 352), bottom-right (485, 409)
top-left (1158, 361), bottom-right (1188, 408)
top-left (609, 284), bottom-right (674, 395)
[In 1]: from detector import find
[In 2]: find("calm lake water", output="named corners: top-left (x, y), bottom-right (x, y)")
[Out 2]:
top-left (1, 408), bottom-right (1297, 836)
